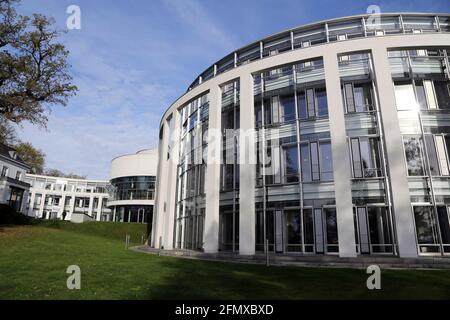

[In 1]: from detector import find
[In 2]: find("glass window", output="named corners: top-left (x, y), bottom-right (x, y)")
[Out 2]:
top-left (255, 102), bottom-right (262, 127)
top-left (320, 141), bottom-right (333, 181)
top-left (425, 135), bottom-right (439, 176)
top-left (434, 80), bottom-right (450, 110)
top-left (286, 211), bottom-right (302, 252)
top-left (355, 83), bottom-right (373, 112)
top-left (325, 208), bottom-right (339, 252)
top-left (423, 80), bottom-right (437, 109)
top-left (415, 80), bottom-right (428, 110)
top-left (395, 81), bottom-right (417, 110)
top-left (264, 98), bottom-right (272, 125)
top-left (310, 142), bottom-right (320, 181)
top-left (280, 95), bottom-right (296, 122)
top-left (297, 91), bottom-right (307, 119)
top-left (316, 88), bottom-right (328, 117)
top-left (437, 206), bottom-right (450, 247)
top-left (413, 206), bottom-right (440, 253)
top-left (303, 209), bottom-right (314, 252)
top-left (284, 145), bottom-right (299, 183)
top-left (367, 207), bottom-right (393, 253)
top-left (300, 143), bottom-right (311, 182)
top-left (435, 136), bottom-right (450, 176)
top-left (307, 89), bottom-right (315, 118)
top-left (344, 83), bottom-right (355, 112)
top-left (222, 109), bottom-right (235, 130)
top-left (351, 138), bottom-right (363, 178)
top-left (360, 138), bottom-right (381, 178)
top-left (403, 136), bottom-right (425, 176)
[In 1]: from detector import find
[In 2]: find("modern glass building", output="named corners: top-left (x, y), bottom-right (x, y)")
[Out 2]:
top-left (107, 149), bottom-right (157, 225)
top-left (153, 13), bottom-right (450, 258)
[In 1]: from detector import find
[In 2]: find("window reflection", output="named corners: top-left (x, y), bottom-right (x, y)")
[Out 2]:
top-left (403, 136), bottom-right (425, 176)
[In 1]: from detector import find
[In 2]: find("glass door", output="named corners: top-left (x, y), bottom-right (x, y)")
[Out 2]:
top-left (275, 210), bottom-right (284, 253)
top-left (314, 209), bottom-right (324, 253)
top-left (437, 206), bottom-right (450, 254)
top-left (324, 208), bottom-right (339, 253)
top-left (356, 207), bottom-right (370, 254)
top-left (413, 206), bottom-right (441, 254)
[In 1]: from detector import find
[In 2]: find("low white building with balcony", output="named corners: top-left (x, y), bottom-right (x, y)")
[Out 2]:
top-left (25, 174), bottom-right (111, 223)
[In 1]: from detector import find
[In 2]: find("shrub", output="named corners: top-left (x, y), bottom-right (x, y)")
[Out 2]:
top-left (0, 204), bottom-right (35, 225)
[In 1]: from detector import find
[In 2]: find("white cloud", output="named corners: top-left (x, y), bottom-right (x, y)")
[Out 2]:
top-left (17, 22), bottom-right (174, 180)
top-left (162, 0), bottom-right (237, 51)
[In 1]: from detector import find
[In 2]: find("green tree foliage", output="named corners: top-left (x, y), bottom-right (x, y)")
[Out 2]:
top-left (14, 141), bottom-right (45, 174)
top-left (0, 0), bottom-right (78, 127)
top-left (44, 168), bottom-right (86, 180)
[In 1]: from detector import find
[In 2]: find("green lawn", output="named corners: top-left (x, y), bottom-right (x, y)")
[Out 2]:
top-left (1, 222), bottom-right (450, 300)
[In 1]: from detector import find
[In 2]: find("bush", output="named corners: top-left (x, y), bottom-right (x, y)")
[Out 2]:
top-left (0, 204), bottom-right (35, 225)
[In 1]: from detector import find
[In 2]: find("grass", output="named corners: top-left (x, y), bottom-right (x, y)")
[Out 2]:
top-left (1, 222), bottom-right (450, 300)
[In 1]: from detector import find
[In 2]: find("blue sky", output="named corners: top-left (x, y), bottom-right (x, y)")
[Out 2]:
top-left (17, 0), bottom-right (450, 180)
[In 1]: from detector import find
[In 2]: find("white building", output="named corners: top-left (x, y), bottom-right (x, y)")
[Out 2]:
top-left (0, 143), bottom-right (30, 213)
top-left (153, 13), bottom-right (450, 258)
top-left (107, 149), bottom-right (158, 225)
top-left (25, 174), bottom-right (111, 223)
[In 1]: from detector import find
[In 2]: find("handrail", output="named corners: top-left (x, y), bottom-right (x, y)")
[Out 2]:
top-left (187, 13), bottom-right (450, 92)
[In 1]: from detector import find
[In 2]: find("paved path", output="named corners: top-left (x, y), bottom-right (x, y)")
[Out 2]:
top-left (131, 246), bottom-right (450, 270)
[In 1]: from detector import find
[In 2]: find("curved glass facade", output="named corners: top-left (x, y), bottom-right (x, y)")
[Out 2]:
top-left (154, 13), bottom-right (450, 258)
top-left (110, 176), bottom-right (156, 201)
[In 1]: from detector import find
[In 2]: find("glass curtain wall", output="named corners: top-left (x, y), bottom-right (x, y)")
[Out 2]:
top-left (110, 176), bottom-right (156, 201)
top-left (390, 47), bottom-right (450, 255)
top-left (219, 80), bottom-right (240, 252)
top-left (339, 51), bottom-right (395, 255)
top-left (254, 57), bottom-right (338, 254)
top-left (175, 93), bottom-right (209, 250)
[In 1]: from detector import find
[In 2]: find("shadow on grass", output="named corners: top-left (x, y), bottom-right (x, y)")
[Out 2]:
top-left (133, 253), bottom-right (450, 300)
top-left (135, 255), bottom-right (371, 300)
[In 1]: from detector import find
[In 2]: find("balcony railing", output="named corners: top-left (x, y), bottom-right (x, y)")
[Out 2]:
top-left (187, 13), bottom-right (450, 92)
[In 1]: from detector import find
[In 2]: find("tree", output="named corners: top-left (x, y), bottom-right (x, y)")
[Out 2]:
top-left (14, 141), bottom-right (45, 173)
top-left (43, 168), bottom-right (64, 177)
top-left (0, 0), bottom-right (77, 127)
top-left (64, 173), bottom-right (86, 180)
top-left (44, 168), bottom-right (86, 180)
top-left (0, 116), bottom-right (17, 145)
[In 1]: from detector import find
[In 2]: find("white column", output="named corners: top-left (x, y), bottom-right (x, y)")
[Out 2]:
top-left (39, 192), bottom-right (46, 219)
top-left (113, 206), bottom-right (116, 222)
top-left (153, 120), bottom-right (170, 248)
top-left (88, 195), bottom-right (94, 218)
top-left (239, 73), bottom-right (256, 255)
top-left (96, 197), bottom-right (102, 221)
top-left (371, 46), bottom-right (418, 258)
top-left (27, 192), bottom-right (36, 217)
top-left (68, 194), bottom-right (75, 220)
top-left (203, 84), bottom-right (221, 253)
top-left (59, 195), bottom-right (66, 219)
top-left (323, 52), bottom-right (357, 258)
top-left (162, 110), bottom-right (181, 250)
